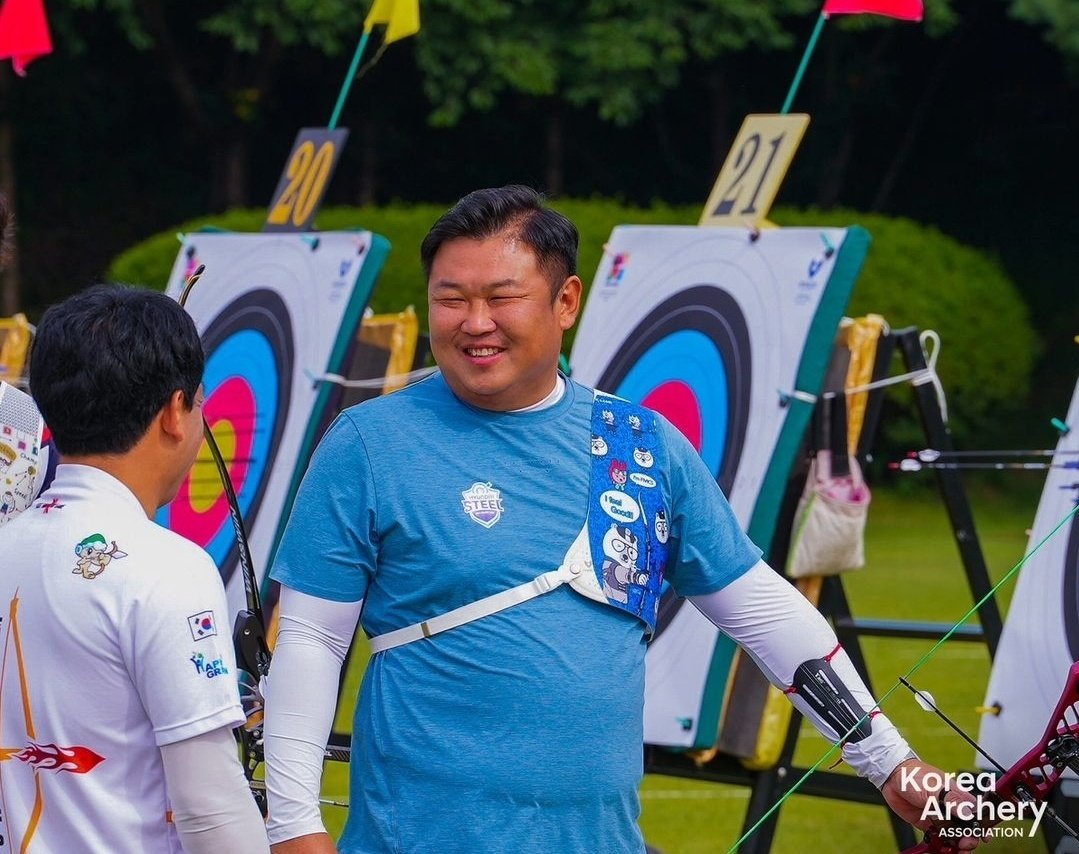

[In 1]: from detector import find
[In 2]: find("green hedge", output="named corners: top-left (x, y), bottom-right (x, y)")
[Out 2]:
top-left (106, 200), bottom-right (699, 354)
top-left (108, 201), bottom-right (1037, 444)
top-left (771, 207), bottom-right (1039, 443)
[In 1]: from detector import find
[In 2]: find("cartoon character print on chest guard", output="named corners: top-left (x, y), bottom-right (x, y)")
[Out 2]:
top-left (601, 523), bottom-right (649, 605)
top-left (608, 459), bottom-right (628, 490)
top-left (586, 393), bottom-right (669, 631)
top-left (72, 533), bottom-right (128, 580)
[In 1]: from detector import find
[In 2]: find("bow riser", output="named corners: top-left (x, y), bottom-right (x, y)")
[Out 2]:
top-left (994, 662), bottom-right (1079, 803)
top-left (904, 662), bottom-right (1079, 853)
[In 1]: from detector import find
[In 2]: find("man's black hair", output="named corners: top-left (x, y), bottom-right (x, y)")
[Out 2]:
top-left (420, 185), bottom-right (579, 294)
top-left (29, 284), bottom-right (204, 456)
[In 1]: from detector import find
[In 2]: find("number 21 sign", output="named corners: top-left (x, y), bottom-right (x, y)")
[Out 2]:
top-left (699, 114), bottom-right (809, 228)
top-left (264, 128), bottom-right (349, 233)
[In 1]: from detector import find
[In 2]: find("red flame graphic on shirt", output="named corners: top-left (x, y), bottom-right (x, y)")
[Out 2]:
top-left (16, 742), bottom-right (104, 774)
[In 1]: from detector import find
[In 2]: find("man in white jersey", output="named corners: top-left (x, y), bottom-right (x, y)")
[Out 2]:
top-left (264, 186), bottom-right (978, 853)
top-left (0, 285), bottom-right (269, 853)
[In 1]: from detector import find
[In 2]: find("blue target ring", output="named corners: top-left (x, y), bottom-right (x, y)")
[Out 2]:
top-left (158, 289), bottom-right (294, 585)
top-left (596, 285), bottom-right (750, 498)
top-left (615, 329), bottom-right (729, 480)
top-left (595, 285), bottom-right (752, 638)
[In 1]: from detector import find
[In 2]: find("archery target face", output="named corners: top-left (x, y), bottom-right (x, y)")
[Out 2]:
top-left (573, 226), bottom-right (845, 525)
top-left (161, 231), bottom-right (378, 618)
top-left (596, 287), bottom-right (751, 498)
top-left (159, 290), bottom-right (293, 583)
top-left (571, 225), bottom-right (854, 748)
top-left (594, 286), bottom-right (752, 639)
top-left (980, 376), bottom-right (1079, 767)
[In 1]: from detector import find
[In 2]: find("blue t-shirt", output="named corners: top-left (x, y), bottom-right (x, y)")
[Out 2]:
top-left (271, 373), bottom-right (760, 853)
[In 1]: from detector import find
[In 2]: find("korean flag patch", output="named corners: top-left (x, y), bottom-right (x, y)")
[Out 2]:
top-left (188, 610), bottom-right (217, 641)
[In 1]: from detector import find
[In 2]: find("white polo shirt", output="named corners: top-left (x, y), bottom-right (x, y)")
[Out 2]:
top-left (0, 464), bottom-right (245, 853)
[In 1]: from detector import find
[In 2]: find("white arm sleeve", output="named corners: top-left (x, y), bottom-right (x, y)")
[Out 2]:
top-left (263, 586), bottom-right (362, 845)
top-left (159, 725), bottom-right (269, 854)
top-left (690, 560), bottom-right (916, 788)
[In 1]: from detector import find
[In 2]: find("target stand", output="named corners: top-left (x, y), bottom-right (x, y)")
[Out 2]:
top-left (641, 325), bottom-right (1002, 853)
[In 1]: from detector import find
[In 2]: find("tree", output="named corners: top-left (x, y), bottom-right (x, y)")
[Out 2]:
top-left (781, 0), bottom-right (961, 210)
top-left (1005, 0), bottom-right (1079, 73)
top-left (413, 0), bottom-right (817, 194)
top-left (54, 0), bottom-right (365, 209)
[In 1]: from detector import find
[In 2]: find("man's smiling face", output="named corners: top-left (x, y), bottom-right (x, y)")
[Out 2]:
top-left (428, 230), bottom-right (581, 411)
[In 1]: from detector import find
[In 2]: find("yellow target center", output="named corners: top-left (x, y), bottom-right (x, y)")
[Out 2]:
top-left (190, 422), bottom-right (238, 513)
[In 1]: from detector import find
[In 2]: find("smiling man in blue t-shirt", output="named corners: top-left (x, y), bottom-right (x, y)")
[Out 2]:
top-left (263, 186), bottom-right (979, 854)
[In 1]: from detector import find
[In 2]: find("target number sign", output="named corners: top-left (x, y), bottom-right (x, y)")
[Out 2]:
top-left (264, 128), bottom-right (349, 232)
top-left (700, 114), bottom-right (809, 228)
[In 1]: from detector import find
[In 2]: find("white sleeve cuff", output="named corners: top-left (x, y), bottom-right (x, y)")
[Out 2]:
top-left (843, 721), bottom-right (918, 789)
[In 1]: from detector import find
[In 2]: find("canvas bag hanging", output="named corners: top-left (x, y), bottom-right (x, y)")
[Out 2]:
top-left (786, 449), bottom-right (870, 578)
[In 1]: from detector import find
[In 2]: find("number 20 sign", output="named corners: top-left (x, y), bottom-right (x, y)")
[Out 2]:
top-left (699, 114), bottom-right (809, 228)
top-left (264, 128), bottom-right (349, 232)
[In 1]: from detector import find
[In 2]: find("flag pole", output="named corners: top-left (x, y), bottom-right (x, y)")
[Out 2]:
top-left (329, 30), bottom-right (372, 130)
top-left (781, 11), bottom-right (828, 114)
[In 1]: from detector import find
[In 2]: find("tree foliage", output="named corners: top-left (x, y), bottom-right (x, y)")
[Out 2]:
top-left (415, 0), bottom-right (816, 127)
top-left (1005, 0), bottom-right (1079, 71)
top-left (58, 0), bottom-right (363, 55)
top-left (48, 0), bottom-right (365, 207)
top-left (108, 200), bottom-right (1036, 447)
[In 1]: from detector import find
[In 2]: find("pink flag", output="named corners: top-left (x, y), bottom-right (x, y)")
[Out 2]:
top-left (822, 0), bottom-right (923, 21)
top-left (0, 0), bottom-right (53, 76)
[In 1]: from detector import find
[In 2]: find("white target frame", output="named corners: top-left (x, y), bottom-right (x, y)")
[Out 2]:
top-left (571, 224), bottom-right (869, 748)
top-left (979, 376), bottom-right (1079, 767)
top-left (161, 231), bottom-right (388, 620)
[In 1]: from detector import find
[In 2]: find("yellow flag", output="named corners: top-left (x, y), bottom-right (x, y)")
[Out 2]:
top-left (364, 0), bottom-right (420, 44)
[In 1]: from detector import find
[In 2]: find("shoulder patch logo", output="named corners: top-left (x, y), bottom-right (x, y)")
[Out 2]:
top-left (188, 610), bottom-right (218, 641)
top-left (72, 534), bottom-right (127, 580)
top-left (461, 482), bottom-right (504, 529)
top-left (189, 651), bottom-right (229, 679)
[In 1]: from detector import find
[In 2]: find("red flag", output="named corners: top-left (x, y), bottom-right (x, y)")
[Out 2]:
top-left (0, 0), bottom-right (53, 76)
top-left (822, 0), bottom-right (923, 21)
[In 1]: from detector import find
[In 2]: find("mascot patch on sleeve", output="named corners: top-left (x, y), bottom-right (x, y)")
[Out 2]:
top-left (586, 393), bottom-right (669, 631)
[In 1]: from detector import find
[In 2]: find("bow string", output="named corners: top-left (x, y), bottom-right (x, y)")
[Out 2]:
top-left (729, 499), bottom-right (1079, 852)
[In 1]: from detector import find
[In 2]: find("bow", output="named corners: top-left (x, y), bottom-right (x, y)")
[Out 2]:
top-left (728, 499), bottom-right (1079, 852)
top-left (901, 662), bottom-right (1079, 852)
top-left (178, 265), bottom-right (271, 811)
top-left (180, 264), bottom-right (351, 813)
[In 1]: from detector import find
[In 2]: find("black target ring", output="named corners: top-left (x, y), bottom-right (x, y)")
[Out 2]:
top-left (594, 285), bottom-right (752, 638)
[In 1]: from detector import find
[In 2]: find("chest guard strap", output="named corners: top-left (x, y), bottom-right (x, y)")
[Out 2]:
top-left (366, 392), bottom-right (670, 654)
top-left (367, 526), bottom-right (597, 654)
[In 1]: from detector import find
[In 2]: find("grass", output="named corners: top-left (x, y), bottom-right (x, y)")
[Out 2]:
top-left (312, 478), bottom-right (1051, 852)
